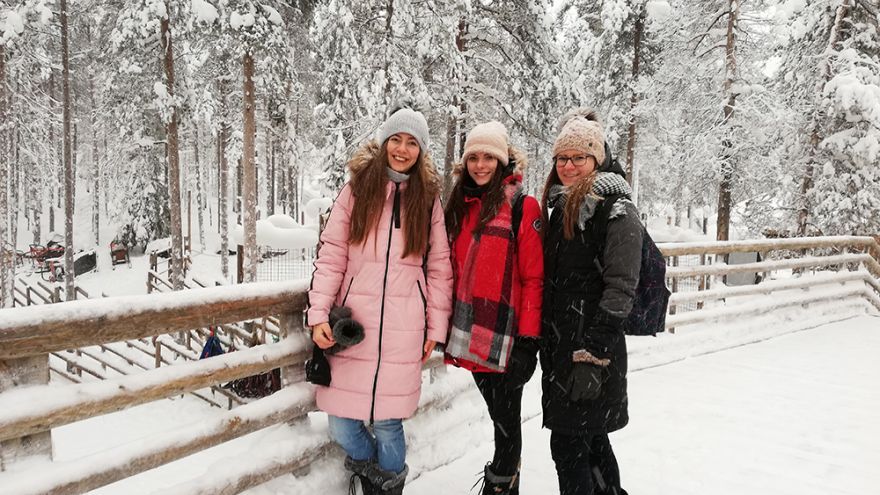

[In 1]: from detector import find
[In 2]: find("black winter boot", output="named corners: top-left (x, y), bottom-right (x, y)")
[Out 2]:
top-left (480, 463), bottom-right (520, 495)
top-left (344, 457), bottom-right (381, 495)
top-left (345, 457), bottom-right (408, 495)
top-left (375, 465), bottom-right (407, 495)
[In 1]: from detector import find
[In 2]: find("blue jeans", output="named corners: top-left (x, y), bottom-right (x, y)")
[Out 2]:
top-left (328, 415), bottom-right (406, 473)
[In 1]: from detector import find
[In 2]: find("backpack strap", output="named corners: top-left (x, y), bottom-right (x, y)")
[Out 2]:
top-left (590, 194), bottom-right (624, 267)
top-left (510, 191), bottom-right (526, 245)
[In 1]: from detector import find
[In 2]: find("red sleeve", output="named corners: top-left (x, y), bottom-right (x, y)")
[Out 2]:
top-left (515, 195), bottom-right (544, 338)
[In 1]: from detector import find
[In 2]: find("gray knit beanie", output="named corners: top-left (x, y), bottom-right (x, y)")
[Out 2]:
top-left (376, 108), bottom-right (430, 151)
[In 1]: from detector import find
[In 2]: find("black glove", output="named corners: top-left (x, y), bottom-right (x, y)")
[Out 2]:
top-left (566, 362), bottom-right (603, 402)
top-left (304, 346), bottom-right (331, 386)
top-left (504, 337), bottom-right (539, 390)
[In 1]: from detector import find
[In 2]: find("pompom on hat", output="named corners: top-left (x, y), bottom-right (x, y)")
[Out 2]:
top-left (376, 107), bottom-right (430, 151)
top-left (552, 107), bottom-right (605, 166)
top-left (462, 121), bottom-right (510, 166)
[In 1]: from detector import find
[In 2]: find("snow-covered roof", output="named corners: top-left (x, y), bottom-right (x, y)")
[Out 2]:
top-left (231, 215), bottom-right (318, 249)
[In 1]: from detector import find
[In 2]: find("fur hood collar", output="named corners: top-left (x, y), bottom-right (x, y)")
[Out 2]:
top-left (348, 139), bottom-right (442, 192)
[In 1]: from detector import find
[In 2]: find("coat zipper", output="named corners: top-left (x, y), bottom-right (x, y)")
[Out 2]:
top-left (341, 276), bottom-right (355, 306)
top-left (417, 279), bottom-right (428, 349)
top-left (370, 182), bottom-right (399, 424)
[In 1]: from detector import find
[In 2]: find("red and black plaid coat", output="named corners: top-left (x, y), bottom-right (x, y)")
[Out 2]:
top-left (445, 177), bottom-right (544, 373)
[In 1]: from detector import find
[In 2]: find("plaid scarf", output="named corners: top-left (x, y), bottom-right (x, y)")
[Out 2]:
top-left (548, 172), bottom-right (632, 229)
top-left (445, 184), bottom-right (521, 371)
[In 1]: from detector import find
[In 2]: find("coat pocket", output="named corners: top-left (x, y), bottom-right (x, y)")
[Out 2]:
top-left (416, 280), bottom-right (427, 316)
top-left (340, 276), bottom-right (355, 306)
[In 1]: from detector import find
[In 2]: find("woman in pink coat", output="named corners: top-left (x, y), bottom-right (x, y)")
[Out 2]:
top-left (307, 107), bottom-right (453, 495)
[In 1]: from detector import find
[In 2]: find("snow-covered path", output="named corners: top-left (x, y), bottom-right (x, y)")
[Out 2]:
top-left (408, 316), bottom-right (880, 494)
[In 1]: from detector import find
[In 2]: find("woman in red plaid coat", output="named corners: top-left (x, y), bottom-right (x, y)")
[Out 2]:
top-left (443, 121), bottom-right (544, 495)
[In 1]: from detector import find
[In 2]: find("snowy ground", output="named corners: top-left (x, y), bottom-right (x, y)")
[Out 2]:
top-left (408, 315), bottom-right (880, 495)
top-left (3, 314), bottom-right (874, 494)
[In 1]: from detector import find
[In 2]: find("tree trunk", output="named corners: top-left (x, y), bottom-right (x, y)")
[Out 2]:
top-left (626, 6), bottom-right (646, 203)
top-left (715, 0), bottom-right (739, 242)
top-left (443, 115), bottom-right (456, 199)
top-left (48, 72), bottom-right (55, 234)
top-left (193, 129), bottom-right (206, 250)
top-left (161, 4), bottom-right (184, 290)
top-left (289, 95), bottom-right (300, 220)
top-left (33, 175), bottom-right (41, 245)
top-left (383, 0), bottom-right (394, 112)
top-left (0, 45), bottom-right (8, 308)
top-left (88, 25), bottom-right (100, 247)
top-left (61, 0), bottom-right (76, 299)
top-left (268, 137), bottom-right (275, 216)
top-left (92, 127), bottom-right (100, 246)
top-left (242, 53), bottom-right (258, 283)
top-left (219, 123), bottom-right (229, 279)
top-left (456, 18), bottom-right (468, 159)
top-left (797, 0), bottom-right (851, 236)
top-left (11, 128), bottom-right (19, 278)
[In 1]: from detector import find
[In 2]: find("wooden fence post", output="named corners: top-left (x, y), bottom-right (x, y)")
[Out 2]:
top-left (278, 311), bottom-right (304, 388)
top-left (0, 355), bottom-right (52, 470)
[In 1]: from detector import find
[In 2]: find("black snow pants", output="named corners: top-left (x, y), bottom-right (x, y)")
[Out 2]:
top-left (472, 372), bottom-right (524, 477)
top-left (550, 431), bottom-right (628, 495)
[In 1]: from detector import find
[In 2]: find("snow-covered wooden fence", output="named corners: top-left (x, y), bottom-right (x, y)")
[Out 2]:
top-left (658, 236), bottom-right (880, 332)
top-left (0, 236), bottom-right (877, 494)
top-left (0, 281), bottom-right (313, 493)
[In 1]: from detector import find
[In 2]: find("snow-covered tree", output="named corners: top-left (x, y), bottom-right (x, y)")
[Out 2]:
top-left (771, 0), bottom-right (880, 236)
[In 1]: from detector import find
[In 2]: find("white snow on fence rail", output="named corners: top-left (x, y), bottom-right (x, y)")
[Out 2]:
top-left (0, 279), bottom-right (309, 330)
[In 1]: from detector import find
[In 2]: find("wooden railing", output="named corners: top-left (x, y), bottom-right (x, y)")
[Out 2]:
top-left (0, 236), bottom-right (877, 494)
top-left (11, 276), bottom-right (240, 408)
top-left (658, 236), bottom-right (880, 332)
top-left (0, 281), bottom-right (312, 494)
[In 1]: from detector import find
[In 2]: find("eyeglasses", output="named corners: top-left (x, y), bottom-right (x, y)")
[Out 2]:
top-left (554, 155), bottom-right (591, 168)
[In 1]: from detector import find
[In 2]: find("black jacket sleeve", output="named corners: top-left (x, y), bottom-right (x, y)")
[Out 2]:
top-left (582, 200), bottom-right (643, 359)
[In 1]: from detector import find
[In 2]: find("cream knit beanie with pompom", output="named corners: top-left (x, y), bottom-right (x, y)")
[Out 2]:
top-left (552, 108), bottom-right (605, 166)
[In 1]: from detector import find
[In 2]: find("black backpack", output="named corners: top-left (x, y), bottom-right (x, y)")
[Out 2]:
top-left (592, 195), bottom-right (670, 336)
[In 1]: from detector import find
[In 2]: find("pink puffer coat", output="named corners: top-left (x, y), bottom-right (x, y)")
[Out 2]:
top-left (307, 164), bottom-right (453, 422)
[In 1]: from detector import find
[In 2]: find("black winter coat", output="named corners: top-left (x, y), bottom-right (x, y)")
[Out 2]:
top-left (540, 193), bottom-right (643, 435)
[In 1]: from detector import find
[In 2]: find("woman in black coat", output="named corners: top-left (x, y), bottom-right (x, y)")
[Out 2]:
top-left (539, 108), bottom-right (642, 495)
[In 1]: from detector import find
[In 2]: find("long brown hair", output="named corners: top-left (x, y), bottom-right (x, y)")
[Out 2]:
top-left (444, 161), bottom-right (509, 240)
top-left (348, 140), bottom-right (440, 258)
top-left (540, 165), bottom-right (599, 240)
top-left (445, 145), bottom-right (527, 240)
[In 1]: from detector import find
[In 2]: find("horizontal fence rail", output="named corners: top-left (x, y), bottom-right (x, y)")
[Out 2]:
top-left (658, 235), bottom-right (880, 331)
top-left (0, 236), bottom-right (877, 494)
top-left (0, 283), bottom-right (308, 360)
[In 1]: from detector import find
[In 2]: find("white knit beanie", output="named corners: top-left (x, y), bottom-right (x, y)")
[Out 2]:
top-left (462, 121), bottom-right (509, 166)
top-left (376, 108), bottom-right (430, 151)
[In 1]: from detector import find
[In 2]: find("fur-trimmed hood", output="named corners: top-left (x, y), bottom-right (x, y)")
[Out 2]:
top-left (451, 144), bottom-right (529, 177)
top-left (348, 139), bottom-right (442, 193)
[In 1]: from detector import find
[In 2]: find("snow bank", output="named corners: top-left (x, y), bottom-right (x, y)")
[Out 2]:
top-left (230, 216), bottom-right (318, 249)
